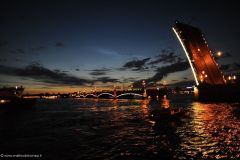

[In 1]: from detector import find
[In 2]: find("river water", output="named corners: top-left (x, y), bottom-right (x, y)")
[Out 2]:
top-left (0, 97), bottom-right (239, 159)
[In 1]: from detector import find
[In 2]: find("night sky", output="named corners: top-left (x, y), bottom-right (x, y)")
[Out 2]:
top-left (0, 0), bottom-right (240, 93)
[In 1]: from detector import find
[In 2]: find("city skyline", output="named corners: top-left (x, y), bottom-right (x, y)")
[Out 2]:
top-left (0, 0), bottom-right (240, 93)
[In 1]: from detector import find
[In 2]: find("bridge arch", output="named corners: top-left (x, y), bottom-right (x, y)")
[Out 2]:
top-left (78, 94), bottom-right (85, 98)
top-left (85, 94), bottom-right (97, 98)
top-left (116, 93), bottom-right (144, 99)
top-left (97, 93), bottom-right (115, 98)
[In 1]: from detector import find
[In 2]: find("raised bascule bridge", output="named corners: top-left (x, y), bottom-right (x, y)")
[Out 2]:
top-left (172, 21), bottom-right (240, 101)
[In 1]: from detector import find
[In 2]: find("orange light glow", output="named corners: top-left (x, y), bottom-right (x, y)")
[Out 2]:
top-left (217, 51), bottom-right (222, 57)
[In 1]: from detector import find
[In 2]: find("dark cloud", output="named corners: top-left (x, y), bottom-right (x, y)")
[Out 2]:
top-left (16, 48), bottom-right (25, 54)
top-left (54, 69), bottom-right (61, 73)
top-left (220, 64), bottom-right (231, 71)
top-left (148, 49), bottom-right (178, 65)
top-left (56, 42), bottom-right (64, 47)
top-left (131, 66), bottom-right (149, 72)
top-left (75, 68), bottom-right (80, 71)
top-left (31, 46), bottom-right (47, 52)
top-left (0, 41), bottom-right (7, 47)
top-left (223, 52), bottom-right (232, 58)
top-left (148, 61), bottom-right (190, 82)
top-left (89, 68), bottom-right (111, 76)
top-left (169, 80), bottom-right (195, 87)
top-left (0, 63), bottom-right (91, 86)
top-left (95, 77), bottom-right (119, 83)
top-left (117, 67), bottom-right (126, 71)
top-left (54, 69), bottom-right (69, 73)
top-left (0, 58), bottom-right (7, 62)
top-left (0, 63), bottom-right (121, 85)
top-left (124, 77), bottom-right (139, 82)
top-left (122, 57), bottom-right (150, 71)
top-left (220, 63), bottom-right (240, 73)
top-left (15, 58), bottom-right (23, 62)
top-left (90, 71), bottom-right (107, 76)
top-left (9, 50), bottom-right (17, 54)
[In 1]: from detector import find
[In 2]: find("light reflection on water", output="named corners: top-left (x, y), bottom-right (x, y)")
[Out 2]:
top-left (0, 98), bottom-right (239, 159)
top-left (176, 102), bottom-right (240, 159)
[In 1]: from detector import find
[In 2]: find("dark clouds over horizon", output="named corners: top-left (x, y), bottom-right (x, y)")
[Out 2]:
top-left (0, 63), bottom-right (91, 86)
top-left (89, 68), bottom-right (112, 76)
top-left (0, 53), bottom-right (192, 88)
top-left (122, 58), bottom-right (151, 71)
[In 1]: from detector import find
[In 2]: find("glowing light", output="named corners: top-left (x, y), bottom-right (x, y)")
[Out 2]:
top-left (217, 51), bottom-right (222, 57)
top-left (205, 74), bottom-right (208, 78)
top-left (0, 100), bottom-right (7, 103)
top-left (172, 27), bottom-right (199, 85)
top-left (142, 80), bottom-right (146, 87)
top-left (233, 75), bottom-right (236, 80)
top-left (202, 71), bottom-right (205, 74)
top-left (228, 76), bottom-right (231, 80)
top-left (197, 48), bottom-right (200, 52)
top-left (194, 86), bottom-right (199, 97)
top-left (162, 96), bottom-right (169, 109)
top-left (163, 80), bottom-right (167, 85)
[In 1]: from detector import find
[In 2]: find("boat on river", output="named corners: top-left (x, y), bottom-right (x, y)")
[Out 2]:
top-left (149, 107), bottom-right (185, 122)
top-left (0, 86), bottom-right (36, 109)
top-left (149, 96), bottom-right (185, 122)
top-left (0, 86), bottom-right (24, 99)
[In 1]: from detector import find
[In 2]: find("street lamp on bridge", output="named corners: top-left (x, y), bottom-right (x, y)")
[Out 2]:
top-left (142, 80), bottom-right (146, 88)
top-left (142, 80), bottom-right (147, 98)
top-left (216, 51), bottom-right (222, 57)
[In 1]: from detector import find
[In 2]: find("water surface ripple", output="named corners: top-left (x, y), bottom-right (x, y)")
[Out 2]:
top-left (0, 98), bottom-right (239, 159)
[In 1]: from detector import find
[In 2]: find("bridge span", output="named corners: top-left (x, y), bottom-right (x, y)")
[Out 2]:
top-left (76, 92), bottom-right (145, 99)
top-left (172, 21), bottom-right (240, 101)
top-left (173, 21), bottom-right (226, 85)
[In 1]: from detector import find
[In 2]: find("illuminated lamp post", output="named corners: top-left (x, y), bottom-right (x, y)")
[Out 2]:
top-left (113, 85), bottom-right (117, 98)
top-left (163, 80), bottom-right (167, 86)
top-left (142, 80), bottom-right (147, 98)
top-left (227, 75), bottom-right (233, 84)
top-left (233, 75), bottom-right (236, 80)
top-left (228, 76), bottom-right (232, 81)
